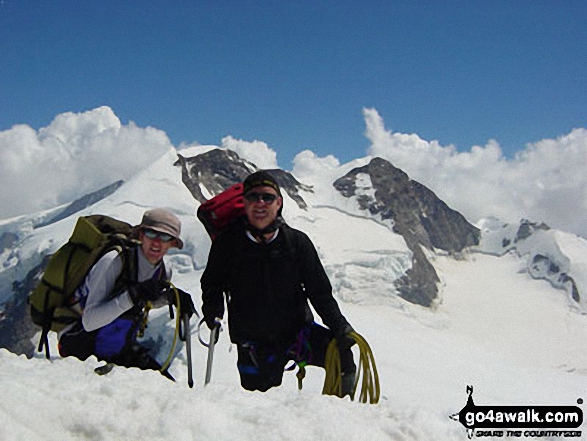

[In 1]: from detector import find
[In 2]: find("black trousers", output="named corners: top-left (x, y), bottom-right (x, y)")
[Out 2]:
top-left (236, 322), bottom-right (356, 392)
top-left (59, 321), bottom-right (163, 373)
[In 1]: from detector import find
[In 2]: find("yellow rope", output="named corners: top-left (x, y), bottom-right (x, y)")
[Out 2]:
top-left (351, 332), bottom-right (380, 404)
top-left (322, 331), bottom-right (380, 404)
top-left (322, 339), bottom-right (343, 397)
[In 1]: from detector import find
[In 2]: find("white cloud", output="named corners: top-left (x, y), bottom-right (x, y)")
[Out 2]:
top-left (220, 136), bottom-right (279, 170)
top-left (363, 108), bottom-right (587, 238)
top-left (292, 150), bottom-right (340, 181)
top-left (0, 107), bottom-right (173, 220)
top-left (4, 105), bottom-right (585, 240)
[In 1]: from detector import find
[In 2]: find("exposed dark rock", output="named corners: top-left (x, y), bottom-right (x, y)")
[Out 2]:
top-left (175, 149), bottom-right (255, 202)
top-left (515, 219), bottom-right (550, 242)
top-left (530, 253), bottom-right (580, 304)
top-left (559, 274), bottom-right (581, 303)
top-left (334, 158), bottom-right (480, 253)
top-left (0, 232), bottom-right (18, 255)
top-left (394, 245), bottom-right (440, 307)
top-left (333, 157), bottom-right (480, 307)
top-left (175, 148), bottom-right (311, 208)
top-left (262, 168), bottom-right (313, 210)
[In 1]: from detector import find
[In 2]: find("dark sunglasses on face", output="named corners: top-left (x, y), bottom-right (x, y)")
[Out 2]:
top-left (244, 192), bottom-right (278, 204)
top-left (143, 228), bottom-right (175, 243)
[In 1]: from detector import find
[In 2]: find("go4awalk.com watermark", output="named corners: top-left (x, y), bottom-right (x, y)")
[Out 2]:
top-left (450, 386), bottom-right (583, 439)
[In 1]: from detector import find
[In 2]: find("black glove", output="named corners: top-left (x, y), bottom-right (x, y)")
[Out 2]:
top-left (175, 289), bottom-right (197, 319)
top-left (335, 323), bottom-right (356, 352)
top-left (129, 279), bottom-right (171, 305)
top-left (205, 316), bottom-right (221, 331)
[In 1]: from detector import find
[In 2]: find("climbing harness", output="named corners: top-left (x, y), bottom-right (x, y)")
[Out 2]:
top-left (285, 326), bottom-right (312, 390)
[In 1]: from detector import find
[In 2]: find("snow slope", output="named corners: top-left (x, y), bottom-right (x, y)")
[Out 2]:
top-left (1, 149), bottom-right (586, 440)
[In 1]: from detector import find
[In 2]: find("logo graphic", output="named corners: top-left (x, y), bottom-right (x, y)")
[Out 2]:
top-left (450, 386), bottom-right (583, 439)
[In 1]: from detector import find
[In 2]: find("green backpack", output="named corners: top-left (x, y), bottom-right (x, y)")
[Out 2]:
top-left (29, 215), bottom-right (138, 358)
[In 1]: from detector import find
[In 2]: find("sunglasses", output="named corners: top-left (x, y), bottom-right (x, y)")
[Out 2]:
top-left (142, 228), bottom-right (175, 243)
top-left (244, 192), bottom-right (278, 204)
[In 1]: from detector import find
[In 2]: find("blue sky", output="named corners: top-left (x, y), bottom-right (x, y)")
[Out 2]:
top-left (1, 0), bottom-right (586, 167)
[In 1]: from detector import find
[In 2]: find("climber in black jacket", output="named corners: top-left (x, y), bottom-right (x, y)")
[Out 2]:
top-left (201, 170), bottom-right (356, 394)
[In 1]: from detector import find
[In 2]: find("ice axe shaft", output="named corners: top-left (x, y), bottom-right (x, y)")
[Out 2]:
top-left (183, 314), bottom-right (194, 388)
top-left (204, 324), bottom-right (219, 386)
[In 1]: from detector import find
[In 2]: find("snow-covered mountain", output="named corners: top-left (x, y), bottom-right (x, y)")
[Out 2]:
top-left (477, 217), bottom-right (587, 312)
top-left (0, 146), bottom-right (479, 353)
top-left (0, 146), bottom-right (586, 440)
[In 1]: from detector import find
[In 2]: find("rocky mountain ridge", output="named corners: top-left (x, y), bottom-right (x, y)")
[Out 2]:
top-left (177, 149), bottom-right (480, 307)
top-left (333, 157), bottom-right (480, 306)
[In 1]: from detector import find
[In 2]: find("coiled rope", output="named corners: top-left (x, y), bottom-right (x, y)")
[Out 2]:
top-left (322, 331), bottom-right (380, 404)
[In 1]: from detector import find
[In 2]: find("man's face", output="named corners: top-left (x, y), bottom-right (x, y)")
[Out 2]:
top-left (243, 185), bottom-right (283, 231)
top-left (139, 229), bottom-right (176, 264)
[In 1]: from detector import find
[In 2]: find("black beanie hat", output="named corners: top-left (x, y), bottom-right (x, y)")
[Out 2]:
top-left (243, 170), bottom-right (281, 196)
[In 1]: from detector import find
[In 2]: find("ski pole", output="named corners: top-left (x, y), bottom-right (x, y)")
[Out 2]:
top-left (183, 313), bottom-right (194, 388)
top-left (204, 322), bottom-right (220, 386)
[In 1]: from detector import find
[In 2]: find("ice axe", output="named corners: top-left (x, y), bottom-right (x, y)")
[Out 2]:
top-left (199, 318), bottom-right (221, 386)
top-left (169, 284), bottom-right (197, 388)
top-left (183, 313), bottom-right (194, 388)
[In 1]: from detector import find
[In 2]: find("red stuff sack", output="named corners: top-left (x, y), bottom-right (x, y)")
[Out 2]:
top-left (197, 183), bottom-right (245, 240)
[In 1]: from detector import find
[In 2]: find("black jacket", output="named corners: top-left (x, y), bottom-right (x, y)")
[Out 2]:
top-left (201, 223), bottom-right (349, 346)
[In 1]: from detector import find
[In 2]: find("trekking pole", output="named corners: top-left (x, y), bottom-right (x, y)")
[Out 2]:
top-left (183, 313), bottom-right (194, 388)
top-left (204, 321), bottom-right (220, 386)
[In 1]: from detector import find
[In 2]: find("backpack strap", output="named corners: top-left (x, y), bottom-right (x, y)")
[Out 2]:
top-left (107, 244), bottom-right (138, 301)
top-left (37, 286), bottom-right (53, 359)
top-left (154, 259), bottom-right (168, 282)
top-left (111, 245), bottom-right (169, 306)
